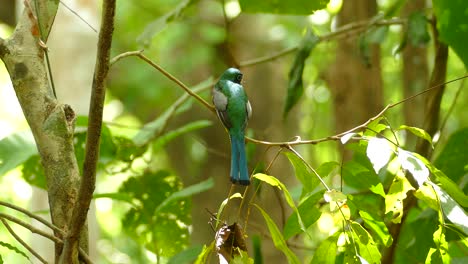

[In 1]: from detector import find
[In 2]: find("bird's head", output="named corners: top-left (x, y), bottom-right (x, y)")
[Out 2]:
top-left (220, 68), bottom-right (243, 84)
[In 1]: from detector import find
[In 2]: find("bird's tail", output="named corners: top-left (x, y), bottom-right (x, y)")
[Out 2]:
top-left (230, 132), bottom-right (250, 186)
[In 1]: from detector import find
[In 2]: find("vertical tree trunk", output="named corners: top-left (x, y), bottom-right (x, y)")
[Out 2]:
top-left (328, 0), bottom-right (383, 156)
top-left (0, 1), bottom-right (82, 261)
top-left (402, 0), bottom-right (428, 148)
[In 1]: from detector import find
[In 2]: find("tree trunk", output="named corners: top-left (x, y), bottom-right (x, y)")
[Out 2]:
top-left (0, 1), bottom-right (82, 261)
top-left (327, 0), bottom-right (383, 158)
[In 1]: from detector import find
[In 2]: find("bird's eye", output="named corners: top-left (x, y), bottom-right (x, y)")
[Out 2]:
top-left (236, 74), bottom-right (243, 82)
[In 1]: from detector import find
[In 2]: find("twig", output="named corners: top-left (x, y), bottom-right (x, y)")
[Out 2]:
top-left (287, 146), bottom-right (331, 191)
top-left (0, 213), bottom-right (61, 243)
top-left (239, 18), bottom-right (405, 67)
top-left (438, 72), bottom-right (467, 139)
top-left (62, 0), bottom-right (116, 261)
top-left (59, 1), bottom-right (98, 33)
top-left (1, 217), bottom-right (48, 264)
top-left (0, 213), bottom-right (93, 264)
top-left (110, 50), bottom-right (215, 112)
top-left (0, 201), bottom-right (64, 235)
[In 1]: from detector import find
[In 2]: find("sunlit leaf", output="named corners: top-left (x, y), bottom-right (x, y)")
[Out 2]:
top-left (311, 232), bottom-right (339, 264)
top-left (433, 0), bottom-right (468, 69)
top-left (397, 125), bottom-right (433, 147)
top-left (253, 204), bottom-right (300, 264)
top-left (397, 149), bottom-right (429, 187)
top-left (385, 174), bottom-right (414, 223)
top-left (350, 221), bottom-right (381, 263)
top-left (156, 177), bottom-right (213, 212)
top-left (341, 132), bottom-right (357, 144)
top-left (426, 224), bottom-right (450, 264)
top-left (364, 117), bottom-right (387, 136)
top-left (284, 191), bottom-right (323, 239)
top-left (0, 131), bottom-right (37, 176)
top-left (324, 189), bottom-right (347, 211)
top-left (428, 182), bottom-right (468, 235)
top-left (194, 242), bottom-right (215, 264)
top-left (359, 211), bottom-right (393, 247)
top-left (239, 0), bottom-right (328, 15)
top-left (316, 161), bottom-right (339, 179)
top-left (414, 183), bottom-right (439, 211)
top-left (284, 30), bottom-right (320, 118)
top-left (366, 137), bottom-right (393, 174)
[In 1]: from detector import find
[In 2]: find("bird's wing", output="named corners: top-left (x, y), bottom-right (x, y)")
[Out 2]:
top-left (213, 88), bottom-right (232, 129)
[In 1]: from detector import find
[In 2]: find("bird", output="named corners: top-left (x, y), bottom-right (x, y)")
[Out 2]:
top-left (212, 68), bottom-right (252, 185)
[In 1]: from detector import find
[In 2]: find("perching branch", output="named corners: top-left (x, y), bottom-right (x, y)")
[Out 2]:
top-left (61, 0), bottom-right (116, 262)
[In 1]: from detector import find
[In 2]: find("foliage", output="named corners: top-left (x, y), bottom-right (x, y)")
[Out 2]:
top-left (1, 0), bottom-right (468, 263)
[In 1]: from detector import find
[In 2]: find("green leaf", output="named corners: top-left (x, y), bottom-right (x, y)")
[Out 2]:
top-left (397, 125), bottom-right (433, 147)
top-left (284, 30), bottom-right (320, 118)
top-left (239, 0), bottom-right (328, 15)
top-left (152, 120), bottom-right (212, 151)
top-left (407, 11), bottom-right (430, 46)
top-left (283, 152), bottom-right (321, 194)
top-left (253, 204), bottom-right (300, 264)
top-left (434, 128), bottom-right (468, 189)
top-left (433, 0), bottom-right (468, 69)
top-left (194, 242), bottom-right (215, 264)
top-left (21, 155), bottom-right (46, 189)
top-left (316, 161), bottom-right (340, 179)
top-left (414, 183), bottom-right (440, 211)
top-left (311, 232), bottom-right (339, 264)
top-left (366, 137), bottom-right (393, 174)
top-left (283, 191), bottom-right (323, 239)
top-left (342, 159), bottom-right (381, 191)
top-left (359, 211), bottom-right (393, 247)
top-left (385, 174), bottom-right (414, 223)
top-left (120, 170), bottom-right (191, 257)
top-left (350, 221), bottom-right (381, 263)
top-left (364, 117), bottom-right (387, 136)
top-left (168, 245), bottom-right (203, 264)
top-left (137, 0), bottom-right (197, 47)
top-left (0, 131), bottom-right (37, 176)
top-left (155, 177), bottom-right (214, 212)
top-left (0, 241), bottom-right (29, 261)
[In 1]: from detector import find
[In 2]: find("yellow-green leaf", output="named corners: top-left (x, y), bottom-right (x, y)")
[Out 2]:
top-left (385, 174), bottom-right (414, 223)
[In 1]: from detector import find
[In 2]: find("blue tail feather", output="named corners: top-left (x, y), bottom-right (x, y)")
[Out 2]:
top-left (230, 132), bottom-right (250, 186)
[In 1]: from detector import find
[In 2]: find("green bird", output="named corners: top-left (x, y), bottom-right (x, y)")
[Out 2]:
top-left (213, 68), bottom-right (252, 185)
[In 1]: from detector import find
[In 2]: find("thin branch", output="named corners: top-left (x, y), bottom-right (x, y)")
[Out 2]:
top-left (110, 50), bottom-right (215, 112)
top-left (438, 72), bottom-right (467, 139)
top-left (63, 0), bottom-right (116, 261)
top-left (110, 50), bottom-right (144, 66)
top-left (0, 213), bottom-right (61, 243)
top-left (0, 213), bottom-right (93, 264)
top-left (59, 1), bottom-right (98, 33)
top-left (0, 201), bottom-right (63, 235)
top-left (1, 218), bottom-right (48, 264)
top-left (239, 18), bottom-right (405, 67)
